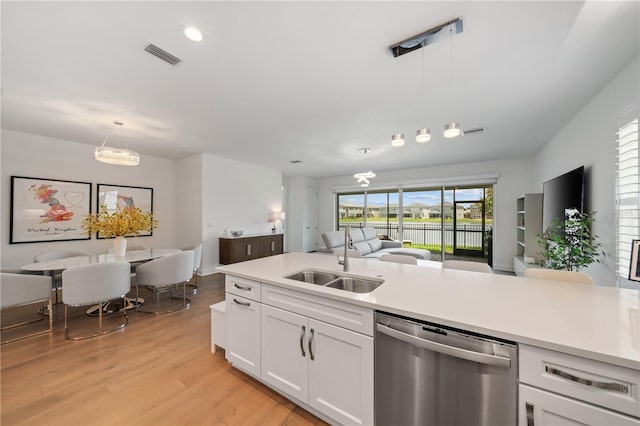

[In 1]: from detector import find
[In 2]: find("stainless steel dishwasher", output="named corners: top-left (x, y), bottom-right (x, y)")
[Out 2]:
top-left (375, 311), bottom-right (517, 426)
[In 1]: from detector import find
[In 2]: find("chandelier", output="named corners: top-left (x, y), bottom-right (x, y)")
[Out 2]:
top-left (94, 121), bottom-right (140, 166)
top-left (354, 148), bottom-right (375, 187)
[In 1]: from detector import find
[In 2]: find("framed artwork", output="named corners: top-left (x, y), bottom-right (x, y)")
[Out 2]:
top-left (96, 184), bottom-right (153, 238)
top-left (629, 240), bottom-right (640, 282)
top-left (10, 176), bottom-right (92, 244)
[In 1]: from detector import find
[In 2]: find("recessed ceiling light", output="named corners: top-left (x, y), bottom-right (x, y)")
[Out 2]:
top-left (184, 27), bottom-right (203, 42)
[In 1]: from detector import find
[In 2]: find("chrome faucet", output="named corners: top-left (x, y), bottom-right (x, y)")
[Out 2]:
top-left (338, 225), bottom-right (353, 272)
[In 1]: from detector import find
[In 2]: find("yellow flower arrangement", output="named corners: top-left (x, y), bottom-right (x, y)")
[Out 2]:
top-left (82, 205), bottom-right (158, 238)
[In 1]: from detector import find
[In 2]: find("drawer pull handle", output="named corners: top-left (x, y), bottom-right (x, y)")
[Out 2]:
top-left (525, 402), bottom-right (534, 426)
top-left (232, 298), bottom-right (250, 307)
top-left (309, 328), bottom-right (315, 361)
top-left (234, 283), bottom-right (252, 291)
top-left (545, 366), bottom-right (629, 393)
top-left (300, 325), bottom-right (306, 357)
top-left (247, 244), bottom-right (251, 256)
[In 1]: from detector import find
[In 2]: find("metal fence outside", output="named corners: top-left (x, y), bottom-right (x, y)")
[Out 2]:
top-left (338, 222), bottom-right (490, 250)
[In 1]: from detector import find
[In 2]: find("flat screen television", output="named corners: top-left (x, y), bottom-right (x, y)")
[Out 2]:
top-left (542, 166), bottom-right (585, 232)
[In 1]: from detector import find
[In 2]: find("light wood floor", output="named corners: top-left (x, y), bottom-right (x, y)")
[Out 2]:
top-left (1, 274), bottom-right (328, 426)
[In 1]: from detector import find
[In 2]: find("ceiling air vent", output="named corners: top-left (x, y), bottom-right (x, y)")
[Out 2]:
top-left (289, 160), bottom-right (303, 164)
top-left (144, 43), bottom-right (182, 65)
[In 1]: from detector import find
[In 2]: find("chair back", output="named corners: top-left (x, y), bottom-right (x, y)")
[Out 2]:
top-left (34, 250), bottom-right (89, 263)
top-left (181, 243), bottom-right (202, 271)
top-left (62, 262), bottom-right (131, 306)
top-left (135, 251), bottom-right (195, 287)
top-left (0, 273), bottom-right (52, 309)
top-left (442, 260), bottom-right (492, 273)
top-left (524, 268), bottom-right (593, 284)
top-left (380, 254), bottom-right (418, 265)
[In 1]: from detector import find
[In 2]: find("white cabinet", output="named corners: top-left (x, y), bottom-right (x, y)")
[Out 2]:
top-left (225, 276), bottom-right (262, 378)
top-left (261, 305), bottom-right (308, 402)
top-left (519, 384), bottom-right (640, 425)
top-left (261, 304), bottom-right (374, 426)
top-left (307, 318), bottom-right (373, 426)
top-left (226, 294), bottom-right (261, 377)
top-left (519, 344), bottom-right (640, 425)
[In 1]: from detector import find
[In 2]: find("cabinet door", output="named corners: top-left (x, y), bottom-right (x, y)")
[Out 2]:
top-left (271, 234), bottom-right (284, 255)
top-left (308, 319), bottom-right (374, 426)
top-left (519, 384), bottom-right (640, 426)
top-left (225, 294), bottom-right (261, 377)
top-left (261, 305), bottom-right (309, 403)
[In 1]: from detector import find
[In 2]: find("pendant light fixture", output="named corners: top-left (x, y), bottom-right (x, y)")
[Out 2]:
top-left (94, 120), bottom-right (140, 166)
top-left (444, 23), bottom-right (462, 139)
top-left (391, 47), bottom-right (405, 147)
top-left (416, 39), bottom-right (431, 143)
top-left (354, 148), bottom-right (375, 187)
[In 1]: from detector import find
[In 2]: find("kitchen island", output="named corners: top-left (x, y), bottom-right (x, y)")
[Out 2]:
top-left (216, 252), bottom-right (640, 425)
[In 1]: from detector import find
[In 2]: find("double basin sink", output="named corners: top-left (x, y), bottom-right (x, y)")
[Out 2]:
top-left (285, 269), bottom-right (383, 293)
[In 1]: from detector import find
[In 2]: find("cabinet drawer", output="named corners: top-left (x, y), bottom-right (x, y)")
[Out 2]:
top-left (225, 275), bottom-right (261, 301)
top-left (261, 284), bottom-right (374, 336)
top-left (519, 384), bottom-right (640, 425)
top-left (520, 344), bottom-right (640, 418)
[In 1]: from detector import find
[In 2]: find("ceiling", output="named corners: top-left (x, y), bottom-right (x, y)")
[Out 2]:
top-left (2, 1), bottom-right (639, 178)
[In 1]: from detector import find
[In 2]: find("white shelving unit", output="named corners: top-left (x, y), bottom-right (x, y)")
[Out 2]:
top-left (514, 194), bottom-right (543, 276)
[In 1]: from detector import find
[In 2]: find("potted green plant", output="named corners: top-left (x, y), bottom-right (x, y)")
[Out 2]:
top-left (537, 209), bottom-right (603, 271)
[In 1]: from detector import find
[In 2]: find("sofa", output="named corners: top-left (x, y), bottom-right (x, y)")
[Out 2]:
top-left (321, 227), bottom-right (431, 260)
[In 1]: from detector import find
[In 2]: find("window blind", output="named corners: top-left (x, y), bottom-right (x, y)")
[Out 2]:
top-left (615, 107), bottom-right (639, 284)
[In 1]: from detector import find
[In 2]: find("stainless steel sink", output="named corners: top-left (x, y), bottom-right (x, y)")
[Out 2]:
top-left (325, 276), bottom-right (383, 293)
top-left (284, 270), bottom-right (384, 293)
top-left (284, 270), bottom-right (339, 285)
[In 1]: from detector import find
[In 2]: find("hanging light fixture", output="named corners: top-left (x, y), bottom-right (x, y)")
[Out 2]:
top-left (444, 23), bottom-right (462, 138)
top-left (354, 148), bottom-right (375, 187)
top-left (391, 47), bottom-right (405, 147)
top-left (416, 38), bottom-right (431, 143)
top-left (94, 120), bottom-right (140, 166)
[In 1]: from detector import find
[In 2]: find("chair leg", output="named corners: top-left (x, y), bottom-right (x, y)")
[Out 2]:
top-left (64, 301), bottom-right (128, 340)
top-left (184, 272), bottom-right (198, 295)
top-left (0, 298), bottom-right (53, 344)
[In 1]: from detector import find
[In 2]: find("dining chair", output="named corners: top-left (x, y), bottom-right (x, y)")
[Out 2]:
top-left (524, 268), bottom-right (594, 284)
top-left (379, 254), bottom-right (418, 265)
top-left (34, 250), bottom-right (91, 303)
top-left (442, 260), bottom-right (492, 273)
top-left (180, 243), bottom-right (202, 294)
top-left (61, 262), bottom-right (131, 340)
top-left (1, 273), bottom-right (53, 344)
top-left (134, 251), bottom-right (195, 314)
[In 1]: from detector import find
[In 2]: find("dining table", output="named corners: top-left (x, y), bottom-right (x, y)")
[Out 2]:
top-left (22, 248), bottom-right (182, 315)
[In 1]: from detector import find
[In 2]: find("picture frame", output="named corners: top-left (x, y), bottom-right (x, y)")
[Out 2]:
top-left (629, 239), bottom-right (640, 282)
top-left (96, 183), bottom-right (154, 239)
top-left (10, 176), bottom-right (92, 244)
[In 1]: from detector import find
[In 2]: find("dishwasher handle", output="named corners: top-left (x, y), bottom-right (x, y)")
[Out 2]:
top-left (376, 323), bottom-right (511, 368)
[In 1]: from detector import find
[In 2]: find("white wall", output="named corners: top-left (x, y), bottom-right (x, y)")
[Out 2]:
top-left (286, 176), bottom-right (319, 253)
top-left (533, 56), bottom-right (640, 287)
top-left (317, 156), bottom-right (535, 272)
top-left (175, 154), bottom-right (203, 267)
top-left (1, 129), bottom-right (177, 269)
top-left (200, 154), bottom-right (283, 274)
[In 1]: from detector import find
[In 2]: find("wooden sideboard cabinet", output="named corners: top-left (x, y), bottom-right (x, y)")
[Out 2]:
top-left (219, 234), bottom-right (283, 264)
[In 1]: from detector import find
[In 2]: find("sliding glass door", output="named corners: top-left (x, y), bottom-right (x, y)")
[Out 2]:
top-left (337, 185), bottom-right (493, 262)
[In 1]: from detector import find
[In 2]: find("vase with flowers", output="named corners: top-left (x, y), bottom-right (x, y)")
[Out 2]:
top-left (83, 205), bottom-right (158, 256)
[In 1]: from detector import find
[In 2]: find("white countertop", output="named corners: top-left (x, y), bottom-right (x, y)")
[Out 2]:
top-left (216, 252), bottom-right (640, 370)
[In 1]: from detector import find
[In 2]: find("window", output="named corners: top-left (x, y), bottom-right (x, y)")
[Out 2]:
top-left (336, 185), bottom-right (493, 262)
top-left (615, 105), bottom-right (639, 288)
